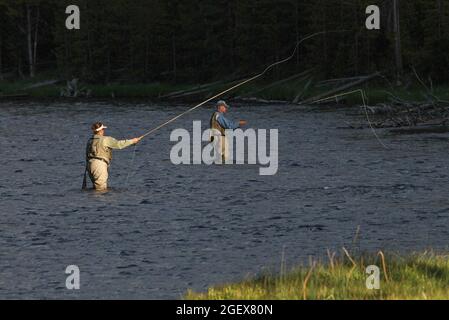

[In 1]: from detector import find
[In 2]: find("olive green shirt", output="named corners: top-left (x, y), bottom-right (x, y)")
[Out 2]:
top-left (86, 134), bottom-right (135, 164)
top-left (100, 135), bottom-right (135, 150)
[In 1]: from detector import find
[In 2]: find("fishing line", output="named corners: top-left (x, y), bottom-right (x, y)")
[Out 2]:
top-left (139, 30), bottom-right (349, 139)
top-left (312, 89), bottom-right (389, 149)
top-left (124, 30), bottom-right (349, 186)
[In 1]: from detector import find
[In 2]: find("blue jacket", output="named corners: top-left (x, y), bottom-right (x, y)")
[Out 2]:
top-left (216, 112), bottom-right (240, 130)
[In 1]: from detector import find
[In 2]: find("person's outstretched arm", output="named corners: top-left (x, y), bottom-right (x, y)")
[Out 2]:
top-left (104, 136), bottom-right (142, 150)
top-left (217, 114), bottom-right (240, 130)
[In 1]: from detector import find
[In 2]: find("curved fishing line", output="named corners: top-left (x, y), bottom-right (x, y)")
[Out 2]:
top-left (139, 30), bottom-right (348, 139)
top-left (124, 30), bottom-right (348, 186)
top-left (312, 89), bottom-right (389, 149)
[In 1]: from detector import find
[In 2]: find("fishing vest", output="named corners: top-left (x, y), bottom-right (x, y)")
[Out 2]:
top-left (86, 135), bottom-right (112, 164)
top-left (210, 112), bottom-right (225, 138)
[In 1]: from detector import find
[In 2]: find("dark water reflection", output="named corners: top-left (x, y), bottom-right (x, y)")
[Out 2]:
top-left (0, 101), bottom-right (448, 299)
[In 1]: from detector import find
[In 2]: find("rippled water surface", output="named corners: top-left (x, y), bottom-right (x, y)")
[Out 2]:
top-left (0, 101), bottom-right (448, 299)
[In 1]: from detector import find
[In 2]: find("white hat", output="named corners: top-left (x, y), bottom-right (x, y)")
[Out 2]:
top-left (95, 124), bottom-right (108, 132)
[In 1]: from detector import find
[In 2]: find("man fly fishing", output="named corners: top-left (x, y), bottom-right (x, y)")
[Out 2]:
top-left (82, 33), bottom-right (334, 180)
top-left (210, 100), bottom-right (247, 162)
top-left (83, 122), bottom-right (143, 191)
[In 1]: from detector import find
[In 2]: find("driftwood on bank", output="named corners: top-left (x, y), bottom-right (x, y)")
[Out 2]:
top-left (232, 97), bottom-right (291, 104)
top-left (300, 72), bottom-right (381, 104)
top-left (159, 80), bottom-right (225, 99)
top-left (160, 78), bottom-right (246, 100)
top-left (358, 68), bottom-right (449, 130)
top-left (235, 69), bottom-right (313, 99)
top-left (0, 93), bottom-right (29, 100)
top-left (358, 97), bottom-right (449, 130)
top-left (292, 77), bottom-right (313, 103)
top-left (316, 76), bottom-right (373, 87)
top-left (23, 79), bottom-right (61, 90)
top-left (60, 79), bottom-right (91, 98)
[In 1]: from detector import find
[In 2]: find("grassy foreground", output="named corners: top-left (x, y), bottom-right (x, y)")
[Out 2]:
top-left (185, 251), bottom-right (449, 300)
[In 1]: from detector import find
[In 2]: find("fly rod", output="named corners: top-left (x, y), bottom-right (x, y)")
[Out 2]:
top-left (139, 31), bottom-right (348, 139)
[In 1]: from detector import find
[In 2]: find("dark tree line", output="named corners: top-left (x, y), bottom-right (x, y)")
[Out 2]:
top-left (0, 0), bottom-right (448, 84)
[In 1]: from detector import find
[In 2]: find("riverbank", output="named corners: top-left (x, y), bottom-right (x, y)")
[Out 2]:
top-left (1, 77), bottom-right (448, 105)
top-left (185, 251), bottom-right (449, 300)
top-left (0, 79), bottom-right (191, 100)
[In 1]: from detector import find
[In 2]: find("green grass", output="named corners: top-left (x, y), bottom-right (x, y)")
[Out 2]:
top-left (1, 75), bottom-right (448, 104)
top-left (229, 78), bottom-right (449, 105)
top-left (0, 80), bottom-right (193, 98)
top-left (86, 83), bottom-right (193, 98)
top-left (353, 86), bottom-right (449, 105)
top-left (185, 251), bottom-right (449, 300)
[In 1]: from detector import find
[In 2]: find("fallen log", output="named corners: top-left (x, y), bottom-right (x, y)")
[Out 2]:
top-left (23, 79), bottom-right (61, 90)
top-left (0, 93), bottom-right (29, 99)
top-left (162, 78), bottom-right (244, 100)
top-left (316, 75), bottom-right (371, 87)
top-left (232, 97), bottom-right (290, 104)
top-left (354, 96), bottom-right (449, 129)
top-left (159, 80), bottom-right (225, 99)
top-left (236, 69), bottom-right (313, 99)
top-left (292, 77), bottom-right (313, 103)
top-left (60, 79), bottom-right (91, 98)
top-left (301, 72), bottom-right (381, 105)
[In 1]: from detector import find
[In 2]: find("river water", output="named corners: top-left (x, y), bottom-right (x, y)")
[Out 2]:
top-left (0, 101), bottom-right (448, 299)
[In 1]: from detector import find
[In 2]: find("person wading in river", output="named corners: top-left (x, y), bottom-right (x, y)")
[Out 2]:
top-left (210, 100), bottom-right (247, 163)
top-left (84, 122), bottom-right (143, 191)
